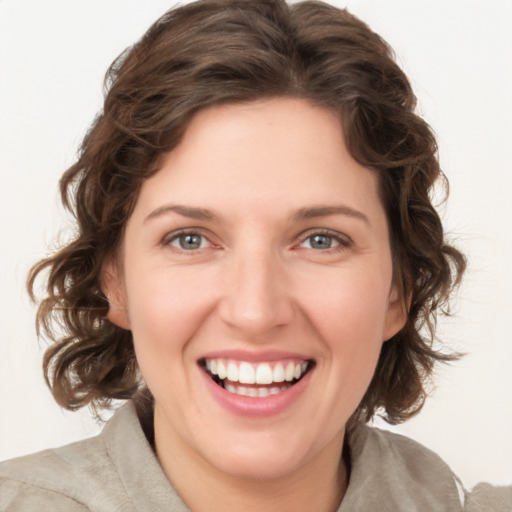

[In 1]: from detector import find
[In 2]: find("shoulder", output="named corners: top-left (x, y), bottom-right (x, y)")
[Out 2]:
top-left (0, 404), bottom-right (135, 512)
top-left (0, 402), bottom-right (184, 512)
top-left (0, 477), bottom-right (89, 512)
top-left (344, 425), bottom-right (512, 512)
top-left (0, 431), bottom-right (115, 512)
top-left (350, 423), bottom-right (460, 478)
top-left (343, 424), bottom-right (465, 511)
top-left (465, 483), bottom-right (512, 512)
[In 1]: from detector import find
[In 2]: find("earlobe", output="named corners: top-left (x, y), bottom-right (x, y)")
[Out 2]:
top-left (382, 286), bottom-right (408, 342)
top-left (107, 303), bottom-right (132, 331)
top-left (102, 261), bottom-right (131, 330)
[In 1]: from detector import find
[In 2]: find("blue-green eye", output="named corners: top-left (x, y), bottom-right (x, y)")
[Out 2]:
top-left (300, 233), bottom-right (343, 250)
top-left (169, 233), bottom-right (208, 250)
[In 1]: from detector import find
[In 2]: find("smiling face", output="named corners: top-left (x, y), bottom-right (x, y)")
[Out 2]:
top-left (105, 98), bottom-right (405, 485)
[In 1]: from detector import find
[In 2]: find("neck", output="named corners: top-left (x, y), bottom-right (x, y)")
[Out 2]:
top-left (153, 408), bottom-right (348, 512)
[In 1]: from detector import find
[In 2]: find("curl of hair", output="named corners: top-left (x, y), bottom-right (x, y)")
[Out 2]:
top-left (28, 0), bottom-right (465, 423)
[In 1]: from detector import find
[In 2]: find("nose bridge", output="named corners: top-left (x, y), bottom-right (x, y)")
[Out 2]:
top-left (219, 240), bottom-right (293, 336)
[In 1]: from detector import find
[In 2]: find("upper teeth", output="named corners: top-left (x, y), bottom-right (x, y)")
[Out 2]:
top-left (205, 359), bottom-right (308, 385)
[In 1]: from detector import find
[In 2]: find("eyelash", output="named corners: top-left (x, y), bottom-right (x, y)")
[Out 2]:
top-left (161, 229), bottom-right (213, 252)
top-left (161, 228), bottom-right (352, 254)
top-left (296, 229), bottom-right (352, 253)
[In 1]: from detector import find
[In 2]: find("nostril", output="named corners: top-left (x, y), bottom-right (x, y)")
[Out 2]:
top-left (217, 265), bottom-right (294, 335)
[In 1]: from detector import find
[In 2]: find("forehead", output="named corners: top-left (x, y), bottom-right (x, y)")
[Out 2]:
top-left (135, 97), bottom-right (382, 219)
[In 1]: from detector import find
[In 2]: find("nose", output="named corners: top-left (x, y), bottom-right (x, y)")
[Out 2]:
top-left (218, 246), bottom-right (294, 339)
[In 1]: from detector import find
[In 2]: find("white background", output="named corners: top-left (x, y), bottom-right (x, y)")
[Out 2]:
top-left (0, 0), bottom-right (511, 489)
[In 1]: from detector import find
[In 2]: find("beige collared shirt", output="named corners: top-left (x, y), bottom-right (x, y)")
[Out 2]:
top-left (1, 402), bottom-right (510, 511)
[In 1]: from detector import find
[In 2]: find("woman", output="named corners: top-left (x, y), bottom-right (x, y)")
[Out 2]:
top-left (0, 1), bottom-right (510, 510)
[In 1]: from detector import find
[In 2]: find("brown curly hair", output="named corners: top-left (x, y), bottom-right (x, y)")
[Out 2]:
top-left (28, 0), bottom-right (465, 424)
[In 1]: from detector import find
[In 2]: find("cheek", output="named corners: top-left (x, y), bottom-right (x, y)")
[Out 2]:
top-left (124, 265), bottom-right (221, 410)
top-left (123, 263), bottom-right (219, 355)
top-left (300, 265), bottom-right (391, 389)
top-left (300, 265), bottom-right (392, 340)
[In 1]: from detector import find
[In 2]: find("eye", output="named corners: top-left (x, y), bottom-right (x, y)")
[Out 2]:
top-left (302, 234), bottom-right (339, 250)
top-left (298, 230), bottom-right (350, 251)
top-left (167, 232), bottom-right (210, 251)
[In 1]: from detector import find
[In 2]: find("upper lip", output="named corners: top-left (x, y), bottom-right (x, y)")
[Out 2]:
top-left (198, 349), bottom-right (313, 364)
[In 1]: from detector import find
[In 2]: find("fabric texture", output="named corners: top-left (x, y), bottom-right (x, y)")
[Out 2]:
top-left (0, 402), bottom-right (510, 511)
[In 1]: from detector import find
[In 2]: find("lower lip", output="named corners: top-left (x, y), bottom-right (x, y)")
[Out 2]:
top-left (201, 367), bottom-right (312, 418)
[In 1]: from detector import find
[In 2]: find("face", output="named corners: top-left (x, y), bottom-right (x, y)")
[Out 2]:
top-left (106, 98), bottom-right (405, 482)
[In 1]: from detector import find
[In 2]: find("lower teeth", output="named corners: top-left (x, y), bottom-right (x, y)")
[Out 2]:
top-left (223, 382), bottom-right (291, 397)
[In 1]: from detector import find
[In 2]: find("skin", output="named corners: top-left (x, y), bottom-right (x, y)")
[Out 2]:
top-left (105, 97), bottom-right (406, 512)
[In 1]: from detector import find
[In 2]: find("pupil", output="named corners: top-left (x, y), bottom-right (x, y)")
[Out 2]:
top-left (311, 234), bottom-right (331, 249)
top-left (180, 234), bottom-right (201, 249)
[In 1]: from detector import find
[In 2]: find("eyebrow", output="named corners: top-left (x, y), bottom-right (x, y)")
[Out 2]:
top-left (292, 205), bottom-right (370, 224)
top-left (144, 203), bottom-right (370, 225)
top-left (144, 204), bottom-right (216, 223)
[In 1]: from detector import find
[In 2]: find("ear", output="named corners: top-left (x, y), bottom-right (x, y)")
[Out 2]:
top-left (382, 284), bottom-right (408, 342)
top-left (102, 260), bottom-right (131, 330)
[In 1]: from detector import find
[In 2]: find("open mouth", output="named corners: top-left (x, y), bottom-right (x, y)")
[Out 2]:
top-left (200, 358), bottom-right (314, 397)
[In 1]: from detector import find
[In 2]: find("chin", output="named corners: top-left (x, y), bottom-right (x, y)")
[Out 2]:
top-left (207, 444), bottom-right (309, 481)
top-left (195, 422), bottom-right (339, 482)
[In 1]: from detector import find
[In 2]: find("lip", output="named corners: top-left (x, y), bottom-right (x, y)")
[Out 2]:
top-left (199, 353), bottom-right (314, 418)
top-left (199, 349), bottom-right (312, 363)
